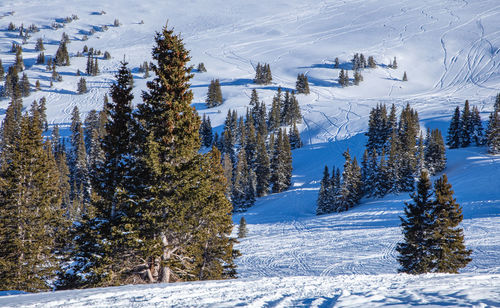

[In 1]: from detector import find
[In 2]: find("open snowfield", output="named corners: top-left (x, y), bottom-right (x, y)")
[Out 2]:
top-left (0, 0), bottom-right (499, 306)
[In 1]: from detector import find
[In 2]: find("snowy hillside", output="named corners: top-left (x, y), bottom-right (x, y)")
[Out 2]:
top-left (0, 0), bottom-right (499, 306)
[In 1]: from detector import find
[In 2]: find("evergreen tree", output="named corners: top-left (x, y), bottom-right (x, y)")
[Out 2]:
top-left (133, 25), bottom-right (237, 283)
top-left (77, 77), bottom-right (87, 94)
top-left (38, 97), bottom-right (48, 131)
top-left (486, 106), bottom-right (500, 154)
top-left (36, 52), bottom-right (45, 64)
top-left (196, 62), bottom-right (206, 72)
top-left (368, 56), bottom-right (376, 68)
top-left (289, 122), bottom-right (302, 149)
top-left (19, 72), bottom-right (30, 97)
top-left (334, 57), bottom-right (339, 68)
top-left (431, 174), bottom-right (472, 273)
top-left (317, 165), bottom-right (331, 215)
top-left (55, 41), bottom-right (70, 66)
top-left (471, 106), bottom-right (484, 146)
top-left (255, 132), bottom-right (271, 197)
top-left (270, 129), bottom-right (292, 193)
top-left (69, 106), bottom-right (90, 217)
top-left (268, 88), bottom-right (282, 132)
top-left (199, 114), bottom-right (213, 147)
top-left (459, 100), bottom-right (473, 147)
top-left (296, 73), bottom-right (310, 94)
top-left (232, 149), bottom-right (255, 211)
top-left (35, 38), bottom-right (45, 51)
top-left (392, 56), bottom-right (398, 69)
top-left (253, 63), bottom-right (272, 85)
top-left (425, 129), bottom-right (446, 175)
top-left (206, 79), bottom-right (223, 107)
top-left (402, 71), bottom-right (408, 81)
top-left (447, 106), bottom-right (461, 149)
top-left (249, 89), bottom-right (259, 106)
top-left (238, 217), bottom-right (248, 238)
top-left (396, 170), bottom-right (434, 274)
top-left (86, 54), bottom-right (93, 75)
top-left (288, 91), bottom-right (302, 125)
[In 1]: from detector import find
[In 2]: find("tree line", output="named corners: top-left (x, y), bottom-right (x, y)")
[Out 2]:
top-left (317, 103), bottom-right (447, 215)
top-left (200, 87), bottom-right (303, 211)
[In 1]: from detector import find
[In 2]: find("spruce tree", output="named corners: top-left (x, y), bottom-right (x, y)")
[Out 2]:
top-left (249, 89), bottom-right (259, 106)
top-left (0, 59), bottom-right (4, 81)
top-left (15, 47), bottom-right (24, 71)
top-left (206, 79), bottom-right (223, 107)
top-left (20, 72), bottom-right (30, 97)
top-left (402, 71), bottom-right (408, 81)
top-left (471, 106), bottom-right (484, 146)
top-left (396, 170), bottom-right (434, 274)
top-left (425, 129), bottom-right (446, 175)
top-left (35, 38), bottom-right (45, 51)
top-left (296, 73), bottom-right (310, 94)
top-left (196, 62), bottom-right (206, 72)
top-left (289, 122), bottom-right (302, 149)
top-left (270, 129), bottom-right (292, 193)
top-left (317, 165), bottom-right (331, 215)
top-left (459, 100), bottom-right (473, 147)
top-left (255, 132), bottom-right (271, 197)
top-left (133, 25), bottom-right (237, 283)
top-left (55, 41), bottom-right (70, 66)
top-left (77, 77), bottom-right (87, 94)
top-left (200, 114), bottom-right (213, 147)
top-left (447, 106), bottom-right (461, 149)
top-left (431, 174), bottom-right (472, 273)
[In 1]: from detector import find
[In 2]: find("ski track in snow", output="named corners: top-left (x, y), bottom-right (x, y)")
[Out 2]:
top-left (0, 0), bottom-right (499, 306)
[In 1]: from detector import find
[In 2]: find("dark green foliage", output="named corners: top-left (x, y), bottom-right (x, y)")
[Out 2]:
top-left (397, 172), bottom-right (472, 274)
top-left (471, 106), bottom-right (484, 146)
top-left (425, 129), bottom-right (446, 175)
top-left (15, 47), bottom-right (24, 71)
top-left (77, 77), bottom-right (87, 94)
top-left (365, 104), bottom-right (389, 154)
top-left (316, 165), bottom-right (332, 215)
top-left (131, 25), bottom-right (237, 283)
top-left (338, 150), bottom-right (362, 211)
top-left (396, 170), bottom-right (434, 274)
top-left (460, 100), bottom-right (473, 147)
top-left (402, 71), bottom-right (408, 81)
top-left (289, 122), bottom-right (302, 149)
top-left (334, 57), bottom-right (339, 68)
top-left (238, 217), bottom-right (248, 238)
top-left (36, 52), bottom-right (45, 64)
top-left (431, 175), bottom-right (472, 273)
top-left (254, 62), bottom-right (272, 85)
top-left (232, 149), bottom-right (256, 211)
top-left (197, 62), bottom-right (206, 72)
top-left (268, 87), bottom-right (282, 132)
top-left (249, 89), bottom-right (259, 106)
top-left (447, 106), bottom-right (461, 149)
top-left (255, 132), bottom-right (271, 197)
top-left (55, 41), bottom-right (70, 66)
top-left (0, 108), bottom-right (68, 292)
top-left (206, 79), bottom-right (223, 107)
top-left (19, 73), bottom-right (30, 97)
top-left (200, 114), bottom-right (213, 148)
top-left (270, 129), bottom-right (292, 193)
top-left (103, 51), bottom-right (111, 60)
top-left (391, 56), bottom-right (398, 69)
top-left (35, 38), bottom-right (44, 51)
top-left (296, 73), bottom-right (310, 94)
top-left (338, 69), bottom-right (349, 87)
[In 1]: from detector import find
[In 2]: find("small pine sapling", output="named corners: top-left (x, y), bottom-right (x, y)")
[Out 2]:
top-left (403, 71), bottom-right (408, 81)
top-left (238, 217), bottom-right (248, 238)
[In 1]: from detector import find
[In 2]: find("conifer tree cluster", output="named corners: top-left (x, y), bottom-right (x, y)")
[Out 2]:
top-left (139, 61), bottom-right (151, 78)
top-left (254, 63), bottom-right (272, 85)
top-left (318, 103), bottom-right (448, 215)
top-left (200, 114), bottom-right (213, 148)
top-left (296, 73), bottom-right (310, 94)
top-left (486, 94), bottom-right (500, 154)
top-left (316, 149), bottom-right (362, 214)
top-left (86, 53), bottom-right (100, 76)
top-left (397, 171), bottom-right (472, 274)
top-left (77, 77), bottom-right (87, 94)
top-left (206, 79), bottom-right (223, 107)
top-left (447, 100), bottom-right (484, 149)
top-left (338, 69), bottom-right (349, 87)
top-left (0, 25), bottom-right (239, 291)
top-left (55, 34), bottom-right (70, 66)
top-left (205, 88), bottom-right (301, 211)
top-left (197, 62), bottom-right (207, 72)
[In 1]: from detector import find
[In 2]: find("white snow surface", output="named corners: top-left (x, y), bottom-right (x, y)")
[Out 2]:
top-left (0, 0), bottom-right (499, 306)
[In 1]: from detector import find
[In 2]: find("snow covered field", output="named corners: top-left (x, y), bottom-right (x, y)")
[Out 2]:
top-left (0, 0), bottom-right (499, 306)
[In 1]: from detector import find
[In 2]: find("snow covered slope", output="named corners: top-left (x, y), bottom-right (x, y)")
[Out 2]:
top-left (0, 0), bottom-right (499, 306)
